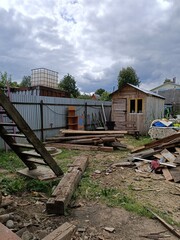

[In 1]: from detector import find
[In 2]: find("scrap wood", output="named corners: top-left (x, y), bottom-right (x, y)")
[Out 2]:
top-left (46, 143), bottom-right (113, 152)
top-left (146, 208), bottom-right (180, 239)
top-left (175, 147), bottom-right (180, 154)
top-left (46, 156), bottom-right (88, 215)
top-left (67, 136), bottom-right (116, 145)
top-left (111, 162), bottom-right (136, 168)
top-left (174, 155), bottom-right (180, 165)
top-left (132, 133), bottom-right (180, 153)
top-left (133, 157), bottom-right (176, 168)
top-left (139, 231), bottom-right (170, 239)
top-left (161, 149), bottom-right (176, 163)
top-left (42, 222), bottom-right (76, 240)
top-left (0, 222), bottom-right (21, 240)
top-left (169, 166), bottom-right (180, 183)
top-left (145, 133), bottom-right (180, 149)
top-left (162, 167), bottom-right (173, 181)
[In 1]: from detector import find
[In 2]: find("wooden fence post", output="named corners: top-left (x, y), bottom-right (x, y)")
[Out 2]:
top-left (40, 100), bottom-right (44, 142)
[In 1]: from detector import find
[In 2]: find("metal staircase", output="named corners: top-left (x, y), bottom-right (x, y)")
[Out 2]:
top-left (0, 90), bottom-right (63, 180)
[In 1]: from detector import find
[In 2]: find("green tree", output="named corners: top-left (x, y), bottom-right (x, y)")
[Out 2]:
top-left (0, 71), bottom-right (19, 88)
top-left (95, 88), bottom-right (105, 96)
top-left (58, 73), bottom-right (80, 98)
top-left (20, 76), bottom-right (31, 87)
top-left (100, 91), bottom-right (111, 101)
top-left (0, 71), bottom-right (12, 88)
top-left (118, 66), bottom-right (140, 89)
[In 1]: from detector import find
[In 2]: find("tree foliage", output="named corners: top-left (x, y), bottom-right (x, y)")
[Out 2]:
top-left (20, 76), bottom-right (31, 87)
top-left (58, 74), bottom-right (80, 98)
top-left (118, 66), bottom-right (140, 89)
top-left (100, 91), bottom-right (111, 101)
top-left (95, 88), bottom-right (105, 96)
top-left (0, 71), bottom-right (19, 88)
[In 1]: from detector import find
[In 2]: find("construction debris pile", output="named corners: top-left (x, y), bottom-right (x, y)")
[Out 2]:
top-left (46, 129), bottom-right (128, 152)
top-left (129, 133), bottom-right (180, 183)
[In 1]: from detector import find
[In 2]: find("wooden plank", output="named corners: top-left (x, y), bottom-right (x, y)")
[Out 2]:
top-left (147, 209), bottom-right (180, 239)
top-left (46, 134), bottom-right (124, 142)
top-left (144, 133), bottom-right (180, 149)
top-left (42, 222), bottom-right (76, 240)
top-left (68, 137), bottom-right (116, 145)
top-left (160, 149), bottom-right (176, 163)
top-left (22, 150), bottom-right (41, 158)
top-left (169, 166), bottom-right (180, 182)
top-left (12, 143), bottom-right (34, 148)
top-left (5, 133), bottom-right (26, 138)
top-left (18, 166), bottom-right (58, 180)
top-left (153, 153), bottom-right (163, 159)
top-left (67, 137), bottom-right (100, 144)
top-left (162, 167), bottom-right (173, 181)
top-left (0, 122), bottom-right (16, 126)
top-left (27, 158), bottom-right (46, 165)
top-left (46, 156), bottom-right (88, 215)
top-left (133, 157), bottom-right (176, 167)
top-left (175, 147), bottom-right (180, 154)
top-left (0, 222), bottom-right (21, 240)
top-left (46, 143), bottom-right (113, 152)
top-left (131, 146), bottom-right (146, 153)
top-left (60, 129), bottom-right (127, 135)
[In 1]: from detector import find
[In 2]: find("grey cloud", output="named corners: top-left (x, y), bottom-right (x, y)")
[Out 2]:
top-left (0, 0), bottom-right (180, 93)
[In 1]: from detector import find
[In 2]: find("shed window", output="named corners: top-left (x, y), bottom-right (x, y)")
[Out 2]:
top-left (130, 100), bottom-right (135, 113)
top-left (129, 99), bottom-right (143, 113)
top-left (137, 99), bottom-right (142, 113)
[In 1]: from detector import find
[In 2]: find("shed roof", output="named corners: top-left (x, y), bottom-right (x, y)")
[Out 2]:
top-left (110, 83), bottom-right (165, 99)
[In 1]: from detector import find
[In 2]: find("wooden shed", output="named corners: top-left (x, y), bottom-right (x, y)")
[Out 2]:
top-left (110, 83), bottom-right (165, 134)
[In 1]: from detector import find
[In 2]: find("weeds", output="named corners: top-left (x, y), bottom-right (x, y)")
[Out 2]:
top-left (0, 151), bottom-right (23, 172)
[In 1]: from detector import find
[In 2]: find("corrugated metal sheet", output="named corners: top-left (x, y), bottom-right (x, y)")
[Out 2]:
top-left (0, 94), bottom-right (111, 149)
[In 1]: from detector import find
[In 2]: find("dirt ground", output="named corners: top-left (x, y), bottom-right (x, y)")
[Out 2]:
top-left (1, 150), bottom-right (180, 240)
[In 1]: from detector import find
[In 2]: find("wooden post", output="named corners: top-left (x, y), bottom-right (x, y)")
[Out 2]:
top-left (84, 102), bottom-right (87, 130)
top-left (40, 100), bottom-right (44, 142)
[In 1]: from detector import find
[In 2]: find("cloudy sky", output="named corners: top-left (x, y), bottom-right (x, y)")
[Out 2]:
top-left (0, 0), bottom-right (180, 93)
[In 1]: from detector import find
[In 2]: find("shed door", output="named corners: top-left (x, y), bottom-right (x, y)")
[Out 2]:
top-left (113, 98), bottom-right (127, 129)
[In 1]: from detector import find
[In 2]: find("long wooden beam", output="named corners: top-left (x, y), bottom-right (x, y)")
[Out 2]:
top-left (46, 134), bottom-right (124, 142)
top-left (46, 156), bottom-right (88, 215)
top-left (60, 129), bottom-right (127, 135)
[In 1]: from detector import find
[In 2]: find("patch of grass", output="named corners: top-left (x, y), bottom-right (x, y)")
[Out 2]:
top-left (0, 177), bottom-right (26, 194)
top-left (124, 135), bottom-right (152, 148)
top-left (0, 150), bottom-right (23, 172)
top-left (76, 176), bottom-right (152, 218)
top-left (0, 176), bottom-right (59, 196)
top-left (55, 149), bottom-right (81, 171)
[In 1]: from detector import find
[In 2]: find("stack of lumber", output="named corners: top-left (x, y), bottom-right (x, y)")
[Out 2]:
top-left (45, 129), bottom-right (128, 152)
top-left (130, 133), bottom-right (180, 183)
